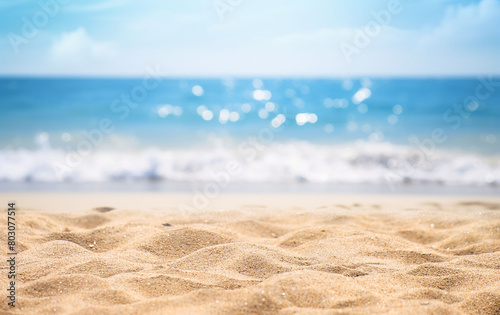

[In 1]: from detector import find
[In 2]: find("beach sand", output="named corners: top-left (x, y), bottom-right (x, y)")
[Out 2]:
top-left (1, 193), bottom-right (500, 314)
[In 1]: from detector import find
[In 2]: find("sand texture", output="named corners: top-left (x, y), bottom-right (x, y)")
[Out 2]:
top-left (1, 194), bottom-right (500, 314)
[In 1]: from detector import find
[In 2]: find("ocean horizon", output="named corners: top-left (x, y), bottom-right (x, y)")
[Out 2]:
top-left (1, 77), bottom-right (499, 193)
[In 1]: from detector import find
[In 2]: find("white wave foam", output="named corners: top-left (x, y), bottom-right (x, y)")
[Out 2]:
top-left (1, 141), bottom-right (499, 186)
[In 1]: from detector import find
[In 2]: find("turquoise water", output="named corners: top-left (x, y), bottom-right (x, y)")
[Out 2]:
top-left (0, 77), bottom-right (499, 190)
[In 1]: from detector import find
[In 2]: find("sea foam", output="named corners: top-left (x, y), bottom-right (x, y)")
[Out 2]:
top-left (1, 140), bottom-right (498, 186)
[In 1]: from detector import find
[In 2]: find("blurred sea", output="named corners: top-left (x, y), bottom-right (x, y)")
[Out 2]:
top-left (1, 77), bottom-right (499, 193)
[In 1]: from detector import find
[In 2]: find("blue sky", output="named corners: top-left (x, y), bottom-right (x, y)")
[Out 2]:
top-left (1, 0), bottom-right (500, 77)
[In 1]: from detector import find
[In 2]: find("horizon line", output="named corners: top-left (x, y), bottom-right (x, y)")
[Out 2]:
top-left (1, 74), bottom-right (499, 80)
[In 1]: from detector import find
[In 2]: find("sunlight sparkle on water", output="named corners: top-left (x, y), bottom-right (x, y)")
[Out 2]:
top-left (271, 114), bottom-right (286, 128)
top-left (253, 89), bottom-right (272, 101)
top-left (352, 88), bottom-right (371, 104)
top-left (192, 85), bottom-right (204, 97)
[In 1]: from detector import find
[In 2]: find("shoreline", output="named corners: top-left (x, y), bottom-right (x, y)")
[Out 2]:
top-left (2, 192), bottom-right (500, 213)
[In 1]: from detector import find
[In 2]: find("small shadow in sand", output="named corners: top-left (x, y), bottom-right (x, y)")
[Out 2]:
top-left (162, 223), bottom-right (172, 227)
top-left (459, 201), bottom-right (500, 210)
top-left (93, 207), bottom-right (115, 213)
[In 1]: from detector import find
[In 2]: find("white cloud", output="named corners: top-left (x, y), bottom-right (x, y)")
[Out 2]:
top-left (51, 28), bottom-right (115, 62)
top-left (419, 0), bottom-right (500, 50)
top-left (328, 0), bottom-right (500, 75)
top-left (3, 0), bottom-right (500, 76)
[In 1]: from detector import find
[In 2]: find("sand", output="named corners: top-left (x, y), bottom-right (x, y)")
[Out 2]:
top-left (1, 193), bottom-right (500, 314)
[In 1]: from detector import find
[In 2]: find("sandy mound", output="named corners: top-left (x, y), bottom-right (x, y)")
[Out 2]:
top-left (1, 194), bottom-right (499, 314)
